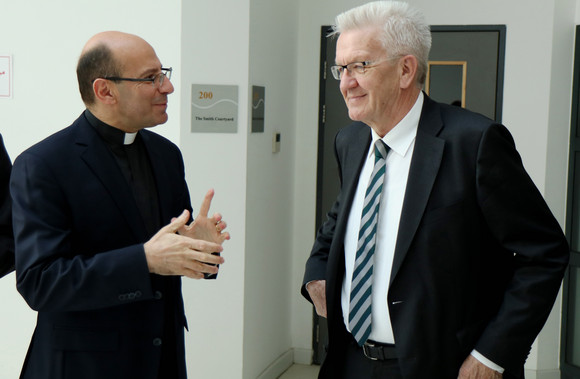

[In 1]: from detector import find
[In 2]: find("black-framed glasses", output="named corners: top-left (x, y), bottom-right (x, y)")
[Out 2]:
top-left (102, 67), bottom-right (172, 88)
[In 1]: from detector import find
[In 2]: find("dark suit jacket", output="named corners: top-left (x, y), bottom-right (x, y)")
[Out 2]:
top-left (0, 134), bottom-right (14, 278)
top-left (11, 113), bottom-right (191, 379)
top-left (302, 95), bottom-right (569, 378)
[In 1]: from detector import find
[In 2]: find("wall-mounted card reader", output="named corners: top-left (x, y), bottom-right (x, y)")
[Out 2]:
top-left (272, 132), bottom-right (281, 153)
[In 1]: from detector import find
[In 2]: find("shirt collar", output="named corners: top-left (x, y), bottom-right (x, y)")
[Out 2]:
top-left (84, 109), bottom-right (138, 146)
top-left (369, 91), bottom-right (423, 159)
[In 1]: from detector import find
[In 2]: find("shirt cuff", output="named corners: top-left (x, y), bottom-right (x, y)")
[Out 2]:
top-left (471, 350), bottom-right (504, 374)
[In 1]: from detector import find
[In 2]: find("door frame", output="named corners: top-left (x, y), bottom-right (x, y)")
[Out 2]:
top-left (313, 25), bottom-right (334, 365)
top-left (561, 24), bottom-right (580, 379)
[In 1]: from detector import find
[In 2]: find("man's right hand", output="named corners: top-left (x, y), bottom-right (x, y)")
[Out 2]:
top-left (144, 210), bottom-right (225, 279)
top-left (306, 280), bottom-right (327, 318)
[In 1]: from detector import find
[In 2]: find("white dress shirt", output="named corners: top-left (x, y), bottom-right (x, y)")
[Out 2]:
top-left (339, 92), bottom-right (503, 373)
top-left (341, 92), bottom-right (423, 343)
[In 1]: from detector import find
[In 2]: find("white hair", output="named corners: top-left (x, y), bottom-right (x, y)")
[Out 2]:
top-left (331, 1), bottom-right (432, 85)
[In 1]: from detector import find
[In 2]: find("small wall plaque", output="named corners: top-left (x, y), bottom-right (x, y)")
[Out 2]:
top-left (0, 55), bottom-right (13, 99)
top-left (191, 84), bottom-right (238, 133)
top-left (251, 86), bottom-right (265, 133)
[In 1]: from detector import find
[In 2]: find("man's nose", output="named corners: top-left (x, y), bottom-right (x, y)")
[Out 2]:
top-left (160, 77), bottom-right (175, 94)
top-left (340, 71), bottom-right (358, 91)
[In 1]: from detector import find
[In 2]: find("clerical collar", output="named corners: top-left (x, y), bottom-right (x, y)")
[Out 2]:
top-left (84, 109), bottom-right (138, 146)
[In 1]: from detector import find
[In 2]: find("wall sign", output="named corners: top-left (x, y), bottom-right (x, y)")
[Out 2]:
top-left (191, 84), bottom-right (238, 133)
top-left (0, 55), bottom-right (12, 99)
top-left (251, 86), bottom-right (265, 133)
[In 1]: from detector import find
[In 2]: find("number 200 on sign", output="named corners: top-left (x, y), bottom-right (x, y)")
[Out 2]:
top-left (199, 91), bottom-right (213, 99)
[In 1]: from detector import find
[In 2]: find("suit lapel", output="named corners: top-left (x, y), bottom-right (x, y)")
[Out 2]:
top-left (390, 97), bottom-right (445, 286)
top-left (328, 124), bottom-right (371, 289)
top-left (140, 131), bottom-right (173, 224)
top-left (75, 119), bottom-right (148, 241)
top-left (337, 124), bottom-right (372, 226)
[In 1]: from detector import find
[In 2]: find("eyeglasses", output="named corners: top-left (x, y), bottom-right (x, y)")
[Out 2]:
top-left (330, 59), bottom-right (396, 80)
top-left (102, 67), bottom-right (172, 88)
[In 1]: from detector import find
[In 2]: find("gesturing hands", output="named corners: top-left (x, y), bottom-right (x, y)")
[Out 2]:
top-left (144, 189), bottom-right (229, 279)
top-left (175, 189), bottom-right (230, 244)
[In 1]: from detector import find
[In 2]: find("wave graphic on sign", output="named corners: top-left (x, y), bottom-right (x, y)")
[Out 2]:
top-left (252, 98), bottom-right (264, 110)
top-left (192, 99), bottom-right (238, 110)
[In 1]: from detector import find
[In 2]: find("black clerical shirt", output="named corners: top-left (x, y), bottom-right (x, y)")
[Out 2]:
top-left (85, 109), bottom-right (179, 378)
top-left (85, 109), bottom-right (161, 235)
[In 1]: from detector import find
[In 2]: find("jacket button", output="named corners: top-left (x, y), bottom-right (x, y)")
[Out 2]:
top-left (154, 291), bottom-right (163, 300)
top-left (153, 338), bottom-right (162, 347)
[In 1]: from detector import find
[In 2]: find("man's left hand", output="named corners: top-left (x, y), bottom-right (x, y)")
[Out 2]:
top-left (458, 355), bottom-right (502, 379)
top-left (177, 189), bottom-right (231, 244)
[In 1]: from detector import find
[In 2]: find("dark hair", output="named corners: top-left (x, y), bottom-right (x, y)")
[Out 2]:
top-left (76, 44), bottom-right (121, 105)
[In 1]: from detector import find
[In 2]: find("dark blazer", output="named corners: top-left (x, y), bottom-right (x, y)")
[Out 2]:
top-left (302, 95), bottom-right (569, 378)
top-left (0, 134), bottom-right (13, 278)
top-left (11, 113), bottom-right (191, 379)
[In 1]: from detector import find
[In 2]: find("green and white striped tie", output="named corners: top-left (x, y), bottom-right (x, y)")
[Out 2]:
top-left (349, 140), bottom-right (389, 346)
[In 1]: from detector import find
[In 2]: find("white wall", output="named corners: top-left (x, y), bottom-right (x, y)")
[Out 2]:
top-left (179, 1), bottom-right (249, 378)
top-left (292, 0), bottom-right (577, 376)
top-left (244, 0), bottom-right (300, 378)
top-left (0, 1), bottom-right (182, 378)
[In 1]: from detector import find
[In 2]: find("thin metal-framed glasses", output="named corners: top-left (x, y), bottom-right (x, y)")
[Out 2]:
top-left (331, 61), bottom-right (373, 80)
top-left (102, 67), bottom-right (173, 87)
top-left (330, 58), bottom-right (398, 80)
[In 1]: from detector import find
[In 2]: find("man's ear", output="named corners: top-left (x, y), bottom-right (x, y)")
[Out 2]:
top-left (399, 55), bottom-right (419, 89)
top-left (92, 78), bottom-right (117, 104)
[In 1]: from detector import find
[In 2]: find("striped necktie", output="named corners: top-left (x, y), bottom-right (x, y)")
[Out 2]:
top-left (349, 139), bottom-right (389, 346)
